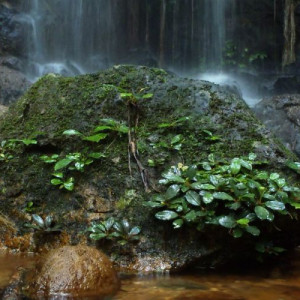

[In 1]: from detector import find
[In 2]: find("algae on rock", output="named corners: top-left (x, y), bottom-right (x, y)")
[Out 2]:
top-left (0, 65), bottom-right (299, 271)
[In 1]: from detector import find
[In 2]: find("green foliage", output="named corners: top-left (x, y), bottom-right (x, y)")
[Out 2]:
top-left (0, 138), bottom-right (37, 162)
top-left (224, 41), bottom-right (267, 70)
top-left (146, 154), bottom-right (300, 242)
top-left (24, 214), bottom-right (61, 232)
top-left (119, 88), bottom-right (153, 105)
top-left (40, 150), bottom-right (105, 191)
top-left (87, 217), bottom-right (141, 245)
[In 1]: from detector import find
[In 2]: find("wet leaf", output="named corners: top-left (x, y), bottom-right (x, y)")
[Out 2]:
top-left (173, 219), bottom-right (184, 229)
top-left (83, 133), bottom-right (108, 143)
top-left (254, 206), bottom-right (274, 221)
top-left (165, 184), bottom-right (181, 200)
top-left (245, 225), bottom-right (260, 236)
top-left (218, 216), bottom-right (236, 228)
top-left (231, 158), bottom-right (241, 174)
top-left (185, 191), bottom-right (201, 206)
top-left (265, 201), bottom-right (285, 211)
top-left (54, 158), bottom-right (73, 171)
top-left (129, 226), bottom-right (141, 236)
top-left (155, 210), bottom-right (178, 220)
top-left (32, 214), bottom-right (44, 228)
top-left (213, 192), bottom-right (234, 201)
top-left (63, 129), bottom-right (82, 136)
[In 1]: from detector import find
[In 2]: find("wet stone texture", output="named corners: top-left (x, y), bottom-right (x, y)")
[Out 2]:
top-left (0, 65), bottom-right (299, 272)
top-left (24, 245), bottom-right (120, 299)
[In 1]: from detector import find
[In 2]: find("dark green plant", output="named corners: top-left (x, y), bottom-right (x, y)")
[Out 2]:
top-left (146, 153), bottom-right (300, 239)
top-left (40, 150), bottom-right (105, 191)
top-left (158, 116), bottom-right (190, 129)
top-left (150, 134), bottom-right (184, 151)
top-left (24, 214), bottom-right (61, 232)
top-left (0, 138), bottom-right (37, 162)
top-left (87, 217), bottom-right (141, 245)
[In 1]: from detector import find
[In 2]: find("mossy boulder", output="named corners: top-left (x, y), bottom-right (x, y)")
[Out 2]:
top-left (0, 65), bottom-right (299, 272)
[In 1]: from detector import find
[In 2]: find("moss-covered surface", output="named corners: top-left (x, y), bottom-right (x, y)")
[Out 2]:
top-left (0, 65), bottom-right (299, 272)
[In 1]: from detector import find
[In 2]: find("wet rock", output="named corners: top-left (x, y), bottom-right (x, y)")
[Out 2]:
top-left (253, 94), bottom-right (300, 157)
top-left (0, 65), bottom-right (298, 272)
top-left (0, 3), bottom-right (25, 57)
top-left (0, 65), bottom-right (30, 105)
top-left (273, 76), bottom-right (300, 94)
top-left (25, 245), bottom-right (120, 299)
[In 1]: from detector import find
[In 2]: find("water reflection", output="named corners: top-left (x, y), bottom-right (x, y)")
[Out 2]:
top-left (1, 249), bottom-right (300, 300)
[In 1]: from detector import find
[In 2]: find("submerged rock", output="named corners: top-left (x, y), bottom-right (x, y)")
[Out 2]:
top-left (24, 245), bottom-right (120, 299)
top-left (0, 65), bottom-right (298, 272)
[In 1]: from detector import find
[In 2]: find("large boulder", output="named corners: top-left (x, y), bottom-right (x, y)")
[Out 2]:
top-left (253, 94), bottom-right (300, 157)
top-left (24, 245), bottom-right (120, 299)
top-left (0, 65), bottom-right (299, 272)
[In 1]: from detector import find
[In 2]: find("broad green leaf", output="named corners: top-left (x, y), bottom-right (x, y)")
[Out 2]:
top-left (255, 171), bottom-right (268, 180)
top-left (184, 210), bottom-right (198, 222)
top-left (88, 152), bottom-right (106, 159)
top-left (218, 216), bottom-right (236, 228)
top-left (262, 194), bottom-right (276, 201)
top-left (248, 153), bottom-right (257, 160)
top-left (276, 191), bottom-right (288, 202)
top-left (173, 219), bottom-right (184, 229)
top-left (155, 210), bottom-right (178, 220)
top-left (89, 233), bottom-right (107, 240)
top-left (185, 191), bottom-right (201, 206)
top-left (231, 158), bottom-right (241, 175)
top-left (290, 202), bottom-right (300, 209)
top-left (142, 93), bottom-right (153, 99)
top-left (63, 129), bottom-right (82, 136)
top-left (236, 218), bottom-right (249, 225)
top-left (208, 154), bottom-right (215, 163)
top-left (213, 192), bottom-right (234, 201)
top-left (275, 178), bottom-right (286, 188)
top-left (165, 184), bottom-right (181, 200)
top-left (83, 133), bottom-right (108, 142)
top-left (171, 134), bottom-right (182, 145)
top-left (240, 159), bottom-right (252, 170)
top-left (52, 172), bottom-right (64, 178)
top-left (286, 161), bottom-right (300, 173)
top-left (145, 201), bottom-right (164, 208)
top-left (254, 206), bottom-right (274, 221)
top-left (185, 165), bottom-right (197, 180)
top-left (120, 92), bottom-right (133, 98)
top-left (93, 125), bottom-right (112, 132)
top-left (202, 162), bottom-right (212, 171)
top-left (51, 178), bottom-right (62, 185)
top-left (54, 158), bottom-right (73, 171)
top-left (203, 192), bottom-right (214, 204)
top-left (245, 225), bottom-right (260, 236)
top-left (22, 139), bottom-right (38, 145)
top-left (233, 228), bottom-right (243, 238)
top-left (162, 173), bottom-right (185, 183)
top-left (265, 201), bottom-right (285, 211)
top-left (270, 173), bottom-right (280, 180)
top-left (63, 178), bottom-right (74, 191)
top-left (226, 202), bottom-right (241, 210)
top-left (191, 183), bottom-right (215, 190)
top-left (210, 175), bottom-right (219, 186)
top-left (129, 226), bottom-right (141, 236)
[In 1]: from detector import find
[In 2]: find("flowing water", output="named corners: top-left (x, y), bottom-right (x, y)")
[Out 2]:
top-left (1, 249), bottom-right (300, 299)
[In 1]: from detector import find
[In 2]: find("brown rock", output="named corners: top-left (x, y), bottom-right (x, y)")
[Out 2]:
top-left (26, 245), bottom-right (120, 299)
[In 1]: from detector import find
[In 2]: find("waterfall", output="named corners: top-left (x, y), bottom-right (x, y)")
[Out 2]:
top-left (18, 0), bottom-right (234, 79)
top-left (203, 0), bottom-right (227, 71)
top-left (20, 0), bottom-right (118, 80)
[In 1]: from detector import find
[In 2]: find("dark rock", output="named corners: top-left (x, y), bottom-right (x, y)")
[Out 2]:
top-left (0, 56), bottom-right (24, 71)
top-left (0, 65), bottom-right (30, 105)
top-left (273, 76), bottom-right (300, 94)
top-left (253, 94), bottom-right (300, 157)
top-left (0, 4), bottom-right (25, 57)
top-left (0, 65), bottom-right (298, 272)
top-left (24, 245), bottom-right (120, 299)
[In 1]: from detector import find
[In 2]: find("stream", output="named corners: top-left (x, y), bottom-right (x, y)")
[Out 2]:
top-left (1, 248), bottom-right (300, 300)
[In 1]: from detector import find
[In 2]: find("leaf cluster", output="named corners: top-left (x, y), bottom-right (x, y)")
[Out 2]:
top-left (24, 214), bottom-right (61, 232)
top-left (146, 153), bottom-right (300, 239)
top-left (87, 217), bottom-right (141, 245)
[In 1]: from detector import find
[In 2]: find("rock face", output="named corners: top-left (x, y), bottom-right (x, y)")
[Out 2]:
top-left (0, 3), bottom-right (24, 57)
top-left (25, 245), bottom-right (120, 299)
top-left (0, 65), bottom-right (298, 272)
top-left (0, 66), bottom-right (30, 105)
top-left (0, 104), bottom-right (8, 116)
top-left (254, 94), bottom-right (300, 157)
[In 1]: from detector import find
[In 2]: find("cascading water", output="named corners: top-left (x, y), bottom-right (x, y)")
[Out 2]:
top-left (20, 0), bottom-right (119, 80)
top-left (203, 0), bottom-right (227, 71)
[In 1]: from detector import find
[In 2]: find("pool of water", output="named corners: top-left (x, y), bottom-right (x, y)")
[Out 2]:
top-left (1, 250), bottom-right (300, 300)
